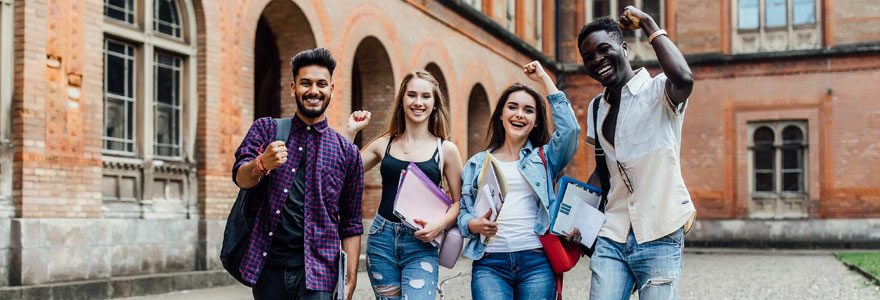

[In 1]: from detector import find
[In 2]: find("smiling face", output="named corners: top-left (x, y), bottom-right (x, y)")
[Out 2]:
top-left (579, 30), bottom-right (633, 88)
top-left (291, 64), bottom-right (333, 120)
top-left (401, 78), bottom-right (435, 124)
top-left (500, 90), bottom-right (538, 143)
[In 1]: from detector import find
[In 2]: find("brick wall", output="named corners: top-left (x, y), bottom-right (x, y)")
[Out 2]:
top-left (194, 0), bottom-right (542, 220)
top-left (834, 0), bottom-right (880, 46)
top-left (12, 0), bottom-right (103, 218)
top-left (563, 53), bottom-right (880, 220)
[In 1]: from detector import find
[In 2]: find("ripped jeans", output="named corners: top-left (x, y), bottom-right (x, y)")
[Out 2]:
top-left (589, 227), bottom-right (684, 300)
top-left (366, 214), bottom-right (439, 300)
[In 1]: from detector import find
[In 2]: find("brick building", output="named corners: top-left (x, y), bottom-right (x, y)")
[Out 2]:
top-left (0, 0), bottom-right (878, 297)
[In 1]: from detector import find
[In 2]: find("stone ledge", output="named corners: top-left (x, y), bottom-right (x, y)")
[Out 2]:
top-left (685, 218), bottom-right (880, 248)
top-left (0, 270), bottom-right (238, 300)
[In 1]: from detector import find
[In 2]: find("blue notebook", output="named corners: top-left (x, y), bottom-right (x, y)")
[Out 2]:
top-left (549, 176), bottom-right (605, 248)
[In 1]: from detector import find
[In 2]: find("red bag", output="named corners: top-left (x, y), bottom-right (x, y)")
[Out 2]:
top-left (538, 233), bottom-right (582, 273)
top-left (537, 148), bottom-right (583, 300)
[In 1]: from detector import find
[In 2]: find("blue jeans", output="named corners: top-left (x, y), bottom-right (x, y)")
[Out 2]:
top-left (365, 214), bottom-right (439, 300)
top-left (471, 249), bottom-right (556, 300)
top-left (589, 227), bottom-right (685, 300)
top-left (252, 265), bottom-right (333, 300)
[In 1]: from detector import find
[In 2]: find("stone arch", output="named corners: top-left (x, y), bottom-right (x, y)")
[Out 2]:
top-left (350, 36), bottom-right (395, 218)
top-left (333, 3), bottom-right (404, 130)
top-left (424, 62), bottom-right (449, 114)
top-left (350, 37), bottom-right (395, 148)
top-left (253, 0), bottom-right (317, 119)
top-left (409, 37), bottom-right (456, 118)
top-left (467, 84), bottom-right (491, 158)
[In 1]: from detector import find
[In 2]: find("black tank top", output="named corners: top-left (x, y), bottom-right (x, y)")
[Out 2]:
top-left (378, 137), bottom-right (442, 222)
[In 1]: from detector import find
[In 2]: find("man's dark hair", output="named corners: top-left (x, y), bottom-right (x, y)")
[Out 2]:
top-left (290, 47), bottom-right (336, 78)
top-left (577, 16), bottom-right (624, 51)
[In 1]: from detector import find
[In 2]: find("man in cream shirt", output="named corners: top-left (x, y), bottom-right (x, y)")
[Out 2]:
top-left (580, 7), bottom-right (696, 300)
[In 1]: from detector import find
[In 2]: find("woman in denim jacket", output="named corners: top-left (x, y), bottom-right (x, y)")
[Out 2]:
top-left (457, 61), bottom-right (580, 299)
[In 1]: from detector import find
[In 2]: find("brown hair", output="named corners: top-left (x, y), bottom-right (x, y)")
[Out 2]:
top-left (485, 83), bottom-right (550, 151)
top-left (375, 70), bottom-right (451, 141)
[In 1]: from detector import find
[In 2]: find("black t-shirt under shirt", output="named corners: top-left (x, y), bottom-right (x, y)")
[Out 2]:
top-left (266, 151), bottom-right (307, 268)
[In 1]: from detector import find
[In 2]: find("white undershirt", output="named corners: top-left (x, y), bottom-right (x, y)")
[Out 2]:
top-left (485, 159), bottom-right (543, 253)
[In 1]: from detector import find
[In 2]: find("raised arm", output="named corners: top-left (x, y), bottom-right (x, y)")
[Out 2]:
top-left (342, 110), bottom-right (383, 172)
top-left (620, 6), bottom-right (694, 105)
top-left (523, 61), bottom-right (581, 176)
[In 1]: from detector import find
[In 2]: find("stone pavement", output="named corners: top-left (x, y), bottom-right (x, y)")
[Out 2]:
top-left (121, 251), bottom-right (880, 299)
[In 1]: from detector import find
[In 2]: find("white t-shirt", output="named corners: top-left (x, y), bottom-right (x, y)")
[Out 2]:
top-left (486, 160), bottom-right (543, 253)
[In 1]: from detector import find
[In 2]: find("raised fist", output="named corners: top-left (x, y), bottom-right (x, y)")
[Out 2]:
top-left (346, 110), bottom-right (371, 137)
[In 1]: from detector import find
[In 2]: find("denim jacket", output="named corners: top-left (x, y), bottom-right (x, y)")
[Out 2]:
top-left (457, 91), bottom-right (580, 259)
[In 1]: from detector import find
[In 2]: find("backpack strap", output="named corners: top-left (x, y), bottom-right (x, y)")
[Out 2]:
top-left (274, 117), bottom-right (292, 143)
top-left (592, 96), bottom-right (610, 212)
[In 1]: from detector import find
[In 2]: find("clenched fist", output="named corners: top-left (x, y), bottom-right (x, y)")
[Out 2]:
top-left (523, 61), bottom-right (549, 83)
top-left (260, 141), bottom-right (288, 171)
top-left (344, 110), bottom-right (371, 141)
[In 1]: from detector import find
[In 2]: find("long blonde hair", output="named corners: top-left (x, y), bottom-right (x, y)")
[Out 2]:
top-left (375, 70), bottom-right (451, 141)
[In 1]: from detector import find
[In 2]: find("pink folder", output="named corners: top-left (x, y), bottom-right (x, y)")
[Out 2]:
top-left (393, 162), bottom-right (453, 246)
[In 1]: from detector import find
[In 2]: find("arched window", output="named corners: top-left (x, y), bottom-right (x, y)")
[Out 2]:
top-left (102, 0), bottom-right (197, 218)
top-left (467, 84), bottom-right (490, 158)
top-left (154, 0), bottom-right (182, 38)
top-left (748, 121), bottom-right (808, 219)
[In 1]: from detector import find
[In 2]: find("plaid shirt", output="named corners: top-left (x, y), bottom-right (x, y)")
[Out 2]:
top-left (232, 116), bottom-right (364, 291)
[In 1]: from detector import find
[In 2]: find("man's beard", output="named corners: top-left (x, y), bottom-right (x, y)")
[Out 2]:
top-left (296, 92), bottom-right (331, 119)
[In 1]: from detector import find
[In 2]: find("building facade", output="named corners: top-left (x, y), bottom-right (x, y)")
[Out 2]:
top-left (555, 0), bottom-right (880, 247)
top-left (0, 0), bottom-right (878, 297)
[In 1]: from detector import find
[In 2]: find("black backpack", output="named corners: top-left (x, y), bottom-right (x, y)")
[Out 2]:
top-left (220, 117), bottom-right (292, 286)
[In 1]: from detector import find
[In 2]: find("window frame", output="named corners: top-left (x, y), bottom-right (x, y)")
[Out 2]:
top-left (152, 51), bottom-right (183, 159)
top-left (103, 38), bottom-right (138, 156)
top-left (153, 0), bottom-right (183, 40)
top-left (731, 0), bottom-right (821, 53)
top-left (747, 120), bottom-right (809, 219)
top-left (101, 0), bottom-right (197, 218)
top-left (104, 0), bottom-right (137, 26)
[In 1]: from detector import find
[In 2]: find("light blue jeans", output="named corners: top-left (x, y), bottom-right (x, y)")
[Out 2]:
top-left (365, 214), bottom-right (439, 300)
top-left (471, 249), bottom-right (556, 300)
top-left (589, 227), bottom-right (685, 300)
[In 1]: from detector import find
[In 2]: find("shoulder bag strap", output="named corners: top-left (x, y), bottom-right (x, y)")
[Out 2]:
top-left (592, 96), bottom-right (610, 212)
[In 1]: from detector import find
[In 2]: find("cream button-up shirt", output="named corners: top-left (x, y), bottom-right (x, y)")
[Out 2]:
top-left (586, 68), bottom-right (696, 244)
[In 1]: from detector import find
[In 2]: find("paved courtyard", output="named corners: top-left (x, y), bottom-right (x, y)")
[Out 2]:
top-left (123, 251), bottom-right (880, 299)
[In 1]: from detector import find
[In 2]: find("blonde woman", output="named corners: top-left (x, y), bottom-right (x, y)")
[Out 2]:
top-left (344, 70), bottom-right (463, 299)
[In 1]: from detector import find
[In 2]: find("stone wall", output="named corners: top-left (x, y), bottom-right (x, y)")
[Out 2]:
top-left (7, 219), bottom-right (200, 286)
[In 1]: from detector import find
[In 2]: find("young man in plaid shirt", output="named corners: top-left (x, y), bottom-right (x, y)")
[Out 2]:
top-left (233, 48), bottom-right (364, 300)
